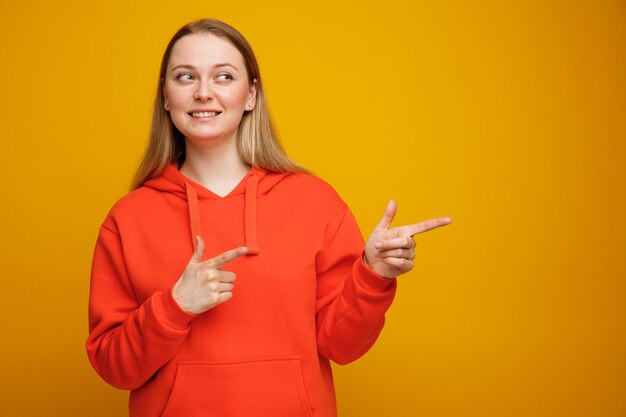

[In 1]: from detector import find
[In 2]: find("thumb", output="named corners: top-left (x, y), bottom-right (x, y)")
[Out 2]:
top-left (189, 235), bottom-right (205, 263)
top-left (374, 200), bottom-right (397, 231)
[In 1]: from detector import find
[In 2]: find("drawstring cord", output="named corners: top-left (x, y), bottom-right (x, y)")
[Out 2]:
top-left (185, 180), bottom-right (202, 256)
top-left (245, 175), bottom-right (259, 255)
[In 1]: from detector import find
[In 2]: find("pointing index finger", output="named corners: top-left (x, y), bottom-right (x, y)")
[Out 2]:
top-left (400, 217), bottom-right (453, 237)
top-left (203, 246), bottom-right (248, 269)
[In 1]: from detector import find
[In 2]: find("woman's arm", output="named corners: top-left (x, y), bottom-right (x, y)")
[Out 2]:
top-left (315, 201), bottom-right (451, 365)
top-left (315, 207), bottom-right (397, 365)
top-left (86, 228), bottom-right (246, 389)
top-left (86, 226), bottom-right (196, 390)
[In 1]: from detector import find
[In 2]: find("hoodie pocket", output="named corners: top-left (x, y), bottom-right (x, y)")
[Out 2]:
top-left (161, 357), bottom-right (314, 417)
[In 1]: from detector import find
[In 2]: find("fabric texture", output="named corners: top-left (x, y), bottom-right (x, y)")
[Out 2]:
top-left (86, 164), bottom-right (397, 417)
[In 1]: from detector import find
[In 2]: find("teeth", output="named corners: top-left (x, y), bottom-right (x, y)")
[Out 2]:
top-left (191, 111), bottom-right (217, 117)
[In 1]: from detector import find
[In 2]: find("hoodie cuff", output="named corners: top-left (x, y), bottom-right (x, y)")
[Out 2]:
top-left (155, 287), bottom-right (198, 330)
top-left (354, 255), bottom-right (397, 294)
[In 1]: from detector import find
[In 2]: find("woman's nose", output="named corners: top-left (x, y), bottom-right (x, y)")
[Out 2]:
top-left (194, 79), bottom-right (213, 101)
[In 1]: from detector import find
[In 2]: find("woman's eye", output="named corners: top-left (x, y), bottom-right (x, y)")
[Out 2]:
top-left (217, 74), bottom-right (233, 81)
top-left (176, 73), bottom-right (194, 81)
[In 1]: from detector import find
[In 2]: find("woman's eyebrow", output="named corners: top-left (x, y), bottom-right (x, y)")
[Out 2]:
top-left (171, 64), bottom-right (195, 72)
top-left (170, 63), bottom-right (239, 72)
top-left (214, 63), bottom-right (239, 71)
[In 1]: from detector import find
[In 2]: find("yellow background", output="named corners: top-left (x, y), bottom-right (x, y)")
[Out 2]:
top-left (1, 0), bottom-right (624, 416)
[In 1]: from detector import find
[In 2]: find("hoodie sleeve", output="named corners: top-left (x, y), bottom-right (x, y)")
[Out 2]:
top-left (315, 206), bottom-right (397, 365)
top-left (86, 224), bottom-right (197, 390)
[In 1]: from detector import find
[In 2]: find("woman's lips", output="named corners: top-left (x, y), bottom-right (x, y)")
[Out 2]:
top-left (189, 111), bottom-right (220, 118)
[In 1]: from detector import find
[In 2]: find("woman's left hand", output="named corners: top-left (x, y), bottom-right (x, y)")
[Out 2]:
top-left (363, 200), bottom-right (452, 279)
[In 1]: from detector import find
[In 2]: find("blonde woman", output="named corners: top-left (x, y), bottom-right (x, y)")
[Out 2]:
top-left (86, 18), bottom-right (451, 417)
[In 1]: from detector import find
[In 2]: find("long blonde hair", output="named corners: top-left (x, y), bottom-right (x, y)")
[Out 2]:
top-left (132, 18), bottom-right (306, 190)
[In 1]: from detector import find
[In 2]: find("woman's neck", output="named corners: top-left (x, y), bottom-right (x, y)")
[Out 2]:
top-left (180, 136), bottom-right (251, 197)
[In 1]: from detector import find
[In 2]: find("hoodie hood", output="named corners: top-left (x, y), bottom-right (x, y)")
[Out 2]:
top-left (143, 163), bottom-right (289, 257)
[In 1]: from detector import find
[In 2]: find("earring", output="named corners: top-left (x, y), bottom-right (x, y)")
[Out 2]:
top-left (164, 103), bottom-right (169, 109)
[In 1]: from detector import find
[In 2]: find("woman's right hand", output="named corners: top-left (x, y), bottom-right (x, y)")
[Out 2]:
top-left (172, 236), bottom-right (247, 314)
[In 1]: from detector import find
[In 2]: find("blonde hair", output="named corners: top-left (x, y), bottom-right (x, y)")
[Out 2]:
top-left (132, 18), bottom-right (306, 190)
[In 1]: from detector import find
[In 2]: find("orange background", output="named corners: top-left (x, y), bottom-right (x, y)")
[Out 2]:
top-left (0, 1), bottom-right (624, 416)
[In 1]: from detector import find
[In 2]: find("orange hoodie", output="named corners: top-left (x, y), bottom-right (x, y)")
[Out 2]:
top-left (86, 164), bottom-right (397, 417)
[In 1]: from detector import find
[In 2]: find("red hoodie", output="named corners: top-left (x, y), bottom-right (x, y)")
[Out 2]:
top-left (86, 164), bottom-right (397, 417)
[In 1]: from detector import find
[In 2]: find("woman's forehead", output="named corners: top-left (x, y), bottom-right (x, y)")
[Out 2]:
top-left (168, 33), bottom-right (245, 70)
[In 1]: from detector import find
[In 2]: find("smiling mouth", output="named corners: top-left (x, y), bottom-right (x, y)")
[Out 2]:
top-left (189, 111), bottom-right (220, 118)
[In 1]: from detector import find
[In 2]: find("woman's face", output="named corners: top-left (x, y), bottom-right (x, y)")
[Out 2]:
top-left (163, 33), bottom-right (256, 144)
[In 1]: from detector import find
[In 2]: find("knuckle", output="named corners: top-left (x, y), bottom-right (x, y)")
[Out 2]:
top-left (206, 269), bottom-right (219, 280)
top-left (208, 293), bottom-right (219, 305)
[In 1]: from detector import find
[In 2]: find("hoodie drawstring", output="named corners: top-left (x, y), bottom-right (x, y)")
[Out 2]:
top-left (244, 175), bottom-right (259, 255)
top-left (185, 180), bottom-right (202, 255)
top-left (184, 174), bottom-right (259, 259)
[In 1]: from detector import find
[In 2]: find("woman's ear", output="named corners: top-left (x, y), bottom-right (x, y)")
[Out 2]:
top-left (161, 78), bottom-right (170, 111)
top-left (246, 79), bottom-right (258, 111)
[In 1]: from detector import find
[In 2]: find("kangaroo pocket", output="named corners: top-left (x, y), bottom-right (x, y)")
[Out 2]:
top-left (161, 357), bottom-right (314, 417)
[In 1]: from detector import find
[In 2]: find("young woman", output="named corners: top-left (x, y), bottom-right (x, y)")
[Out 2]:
top-left (86, 18), bottom-right (451, 417)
